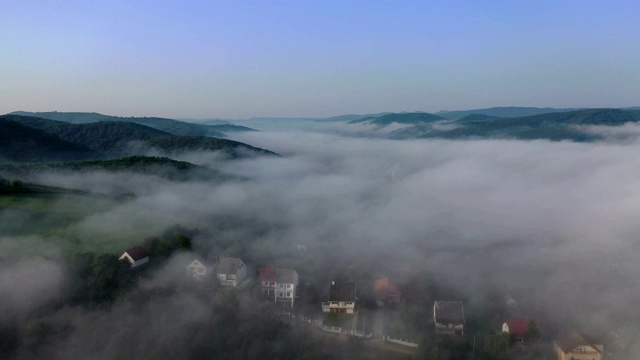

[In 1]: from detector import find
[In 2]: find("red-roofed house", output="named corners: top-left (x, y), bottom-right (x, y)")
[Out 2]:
top-left (374, 277), bottom-right (402, 306)
top-left (119, 245), bottom-right (149, 268)
top-left (259, 268), bottom-right (277, 297)
top-left (502, 318), bottom-right (540, 344)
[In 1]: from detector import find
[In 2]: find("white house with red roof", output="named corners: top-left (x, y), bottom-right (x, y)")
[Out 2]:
top-left (259, 268), bottom-right (277, 297)
top-left (502, 318), bottom-right (540, 344)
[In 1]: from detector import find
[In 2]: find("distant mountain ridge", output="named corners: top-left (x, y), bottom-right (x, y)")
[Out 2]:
top-left (436, 107), bottom-right (582, 120)
top-left (413, 108), bottom-right (640, 141)
top-left (8, 111), bottom-right (256, 137)
top-left (349, 112), bottom-right (445, 126)
top-left (1, 115), bottom-right (277, 163)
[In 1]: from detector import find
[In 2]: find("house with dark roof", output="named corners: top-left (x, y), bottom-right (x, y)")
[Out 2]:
top-left (118, 245), bottom-right (149, 268)
top-left (374, 277), bottom-right (402, 306)
top-left (553, 331), bottom-right (603, 360)
top-left (216, 257), bottom-right (247, 287)
top-left (322, 281), bottom-right (356, 314)
top-left (433, 301), bottom-right (465, 335)
top-left (502, 318), bottom-right (540, 344)
top-left (186, 256), bottom-right (215, 281)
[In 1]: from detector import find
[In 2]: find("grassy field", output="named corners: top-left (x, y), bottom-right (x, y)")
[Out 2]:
top-left (0, 193), bottom-right (117, 237)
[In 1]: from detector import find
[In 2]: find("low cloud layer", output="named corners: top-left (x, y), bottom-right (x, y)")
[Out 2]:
top-left (3, 124), bottom-right (640, 357)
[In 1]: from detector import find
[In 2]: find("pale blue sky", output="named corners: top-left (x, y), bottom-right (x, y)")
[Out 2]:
top-left (1, 1), bottom-right (639, 118)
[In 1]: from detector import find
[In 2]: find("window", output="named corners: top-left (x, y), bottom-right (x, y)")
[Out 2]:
top-left (286, 293), bottom-right (291, 298)
top-left (287, 284), bottom-right (292, 288)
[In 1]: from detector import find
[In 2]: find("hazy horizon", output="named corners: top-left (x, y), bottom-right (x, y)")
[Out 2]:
top-left (2, 1), bottom-right (639, 119)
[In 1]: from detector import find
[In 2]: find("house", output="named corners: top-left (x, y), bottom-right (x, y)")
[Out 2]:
top-left (502, 318), bottom-right (540, 344)
top-left (322, 281), bottom-right (356, 314)
top-left (553, 331), bottom-right (603, 360)
top-left (216, 257), bottom-right (247, 287)
top-left (374, 277), bottom-right (402, 306)
top-left (259, 268), bottom-right (278, 297)
top-left (275, 269), bottom-right (298, 307)
top-left (118, 245), bottom-right (149, 268)
top-left (186, 257), bottom-right (214, 281)
top-left (433, 301), bottom-right (465, 335)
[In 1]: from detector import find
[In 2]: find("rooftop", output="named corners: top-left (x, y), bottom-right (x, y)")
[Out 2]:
top-left (259, 267), bottom-right (277, 282)
top-left (329, 282), bottom-right (356, 302)
top-left (504, 318), bottom-right (539, 337)
top-left (555, 331), bottom-right (602, 354)
top-left (434, 301), bottom-right (465, 325)
top-left (217, 257), bottom-right (244, 275)
top-left (276, 269), bottom-right (297, 284)
top-left (122, 245), bottom-right (148, 261)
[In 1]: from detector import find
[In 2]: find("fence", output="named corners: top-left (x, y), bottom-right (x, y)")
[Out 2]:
top-left (279, 311), bottom-right (372, 338)
top-left (383, 335), bottom-right (419, 348)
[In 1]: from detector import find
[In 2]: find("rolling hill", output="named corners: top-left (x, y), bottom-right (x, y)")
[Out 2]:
top-left (9, 111), bottom-right (256, 137)
top-left (0, 118), bottom-right (99, 162)
top-left (436, 107), bottom-right (581, 120)
top-left (453, 113), bottom-right (502, 123)
top-left (0, 156), bottom-right (226, 181)
top-left (348, 112), bottom-right (445, 126)
top-left (419, 108), bottom-right (640, 141)
top-left (1, 115), bottom-right (277, 161)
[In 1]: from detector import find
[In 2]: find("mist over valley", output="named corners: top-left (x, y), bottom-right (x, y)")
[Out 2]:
top-left (2, 108), bottom-right (640, 359)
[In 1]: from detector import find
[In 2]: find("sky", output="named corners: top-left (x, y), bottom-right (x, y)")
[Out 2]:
top-left (2, 0), bottom-right (640, 119)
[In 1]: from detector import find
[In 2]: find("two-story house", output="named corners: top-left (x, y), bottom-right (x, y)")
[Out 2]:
top-left (275, 269), bottom-right (298, 307)
top-left (259, 268), bottom-right (277, 297)
top-left (216, 257), bottom-right (247, 287)
top-left (433, 300), bottom-right (465, 335)
top-left (553, 332), bottom-right (603, 360)
top-left (322, 281), bottom-right (356, 314)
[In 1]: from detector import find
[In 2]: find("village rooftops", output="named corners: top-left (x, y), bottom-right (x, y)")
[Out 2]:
top-left (217, 257), bottom-right (244, 275)
top-left (328, 282), bottom-right (356, 302)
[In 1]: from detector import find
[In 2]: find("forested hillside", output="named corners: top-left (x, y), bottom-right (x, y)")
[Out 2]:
top-left (0, 119), bottom-right (98, 162)
top-left (0, 156), bottom-right (226, 181)
top-left (387, 108), bottom-right (640, 141)
top-left (2, 115), bottom-right (276, 160)
top-left (9, 111), bottom-right (256, 136)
